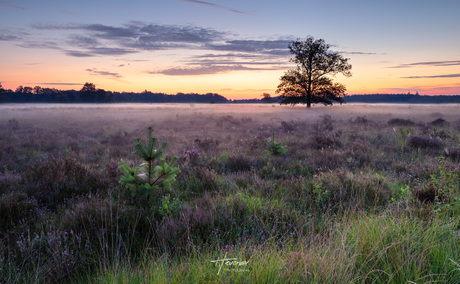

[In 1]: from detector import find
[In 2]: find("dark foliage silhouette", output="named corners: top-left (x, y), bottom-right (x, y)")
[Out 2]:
top-left (276, 36), bottom-right (352, 108)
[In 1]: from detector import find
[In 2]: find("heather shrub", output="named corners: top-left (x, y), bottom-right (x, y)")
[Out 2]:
top-left (309, 170), bottom-right (392, 212)
top-left (179, 149), bottom-right (201, 167)
top-left (310, 149), bottom-right (346, 171)
top-left (280, 121), bottom-right (299, 133)
top-left (194, 137), bottom-right (219, 152)
top-left (412, 184), bottom-right (438, 204)
top-left (444, 147), bottom-right (460, 161)
top-left (7, 224), bottom-right (92, 283)
top-left (411, 157), bottom-right (459, 207)
top-left (345, 138), bottom-right (373, 168)
top-left (222, 155), bottom-right (255, 172)
top-left (430, 127), bottom-right (455, 140)
top-left (349, 116), bottom-right (370, 126)
top-left (388, 118), bottom-right (415, 126)
top-left (0, 191), bottom-right (38, 232)
top-left (7, 118), bottom-right (20, 131)
top-left (59, 194), bottom-right (147, 256)
top-left (158, 192), bottom-right (300, 253)
top-left (102, 130), bottom-right (130, 147)
top-left (430, 118), bottom-right (448, 127)
top-left (309, 131), bottom-right (342, 149)
top-left (215, 115), bottom-right (240, 127)
top-left (177, 166), bottom-right (220, 196)
top-left (22, 156), bottom-right (105, 209)
top-left (158, 193), bottom-right (220, 252)
top-left (406, 135), bottom-right (443, 150)
top-left (316, 115), bottom-right (334, 131)
top-left (0, 171), bottom-right (21, 195)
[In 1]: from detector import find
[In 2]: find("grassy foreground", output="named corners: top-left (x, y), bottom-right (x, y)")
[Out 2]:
top-left (90, 214), bottom-right (460, 283)
top-left (0, 104), bottom-right (459, 283)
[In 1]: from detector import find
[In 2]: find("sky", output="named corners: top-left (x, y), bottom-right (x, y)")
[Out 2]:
top-left (1, 0), bottom-right (460, 99)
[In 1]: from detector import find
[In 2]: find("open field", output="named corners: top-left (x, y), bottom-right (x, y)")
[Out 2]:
top-left (1, 103), bottom-right (460, 283)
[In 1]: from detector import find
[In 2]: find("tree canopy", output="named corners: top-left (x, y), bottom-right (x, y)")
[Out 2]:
top-left (276, 36), bottom-right (352, 108)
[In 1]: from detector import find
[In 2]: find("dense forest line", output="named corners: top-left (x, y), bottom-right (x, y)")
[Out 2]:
top-left (1, 83), bottom-right (460, 104)
top-left (0, 83), bottom-right (228, 104)
top-left (343, 93), bottom-right (460, 104)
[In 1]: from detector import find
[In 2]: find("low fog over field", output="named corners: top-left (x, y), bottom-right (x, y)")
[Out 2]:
top-left (2, 103), bottom-right (460, 125)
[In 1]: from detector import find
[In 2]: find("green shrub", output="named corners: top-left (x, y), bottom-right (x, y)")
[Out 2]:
top-left (119, 127), bottom-right (180, 208)
top-left (265, 132), bottom-right (287, 155)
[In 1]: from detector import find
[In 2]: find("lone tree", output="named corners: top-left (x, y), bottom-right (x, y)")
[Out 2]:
top-left (276, 36), bottom-right (352, 108)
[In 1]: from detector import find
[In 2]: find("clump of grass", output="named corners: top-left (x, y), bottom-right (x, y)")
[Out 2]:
top-left (90, 212), bottom-right (460, 284)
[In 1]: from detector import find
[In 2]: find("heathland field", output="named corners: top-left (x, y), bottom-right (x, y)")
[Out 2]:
top-left (1, 103), bottom-right (460, 283)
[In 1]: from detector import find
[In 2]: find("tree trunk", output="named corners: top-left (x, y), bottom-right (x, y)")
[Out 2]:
top-left (306, 92), bottom-right (311, 108)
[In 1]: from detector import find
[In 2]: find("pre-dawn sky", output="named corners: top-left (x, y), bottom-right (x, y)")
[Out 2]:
top-left (1, 0), bottom-right (459, 99)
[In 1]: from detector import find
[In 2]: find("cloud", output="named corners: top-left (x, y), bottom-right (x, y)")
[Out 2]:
top-left (207, 39), bottom-right (291, 55)
top-left (65, 50), bottom-right (93, 57)
top-left (0, 34), bottom-right (19, 41)
top-left (151, 58), bottom-right (289, 76)
top-left (28, 82), bottom-right (82, 86)
top-left (402, 73), bottom-right (460, 79)
top-left (26, 21), bottom-right (293, 59)
top-left (86, 68), bottom-right (122, 79)
top-left (67, 35), bottom-right (99, 47)
top-left (18, 21), bottom-right (295, 75)
top-left (30, 21), bottom-right (224, 54)
top-left (178, 0), bottom-right (250, 15)
top-left (339, 51), bottom-right (384, 55)
top-left (0, 1), bottom-right (25, 10)
top-left (0, 28), bottom-right (29, 41)
top-left (390, 60), bottom-right (460, 68)
top-left (151, 65), bottom-right (267, 76)
top-left (195, 53), bottom-right (263, 59)
top-left (25, 62), bottom-right (43, 65)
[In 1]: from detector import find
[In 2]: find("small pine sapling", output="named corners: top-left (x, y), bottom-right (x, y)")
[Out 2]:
top-left (265, 132), bottom-right (287, 155)
top-left (119, 127), bottom-right (180, 206)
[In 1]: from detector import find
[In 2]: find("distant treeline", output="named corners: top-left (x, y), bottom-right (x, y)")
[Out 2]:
top-left (343, 94), bottom-right (460, 104)
top-left (1, 83), bottom-right (460, 104)
top-left (0, 83), bottom-right (228, 104)
top-left (259, 94), bottom-right (460, 104)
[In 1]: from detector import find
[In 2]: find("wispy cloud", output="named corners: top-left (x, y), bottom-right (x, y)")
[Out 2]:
top-left (0, 0), bottom-right (25, 10)
top-left (178, 0), bottom-right (250, 15)
top-left (86, 68), bottom-right (122, 79)
top-left (30, 22), bottom-right (224, 55)
top-left (390, 60), bottom-right (460, 68)
top-left (207, 40), bottom-right (291, 55)
top-left (150, 65), bottom-right (266, 76)
top-left (0, 28), bottom-right (29, 41)
top-left (16, 21), bottom-right (294, 75)
top-left (402, 73), bottom-right (460, 79)
top-left (339, 51), bottom-right (384, 55)
top-left (27, 82), bottom-right (82, 86)
top-left (0, 34), bottom-right (20, 41)
top-left (151, 49), bottom-right (292, 76)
